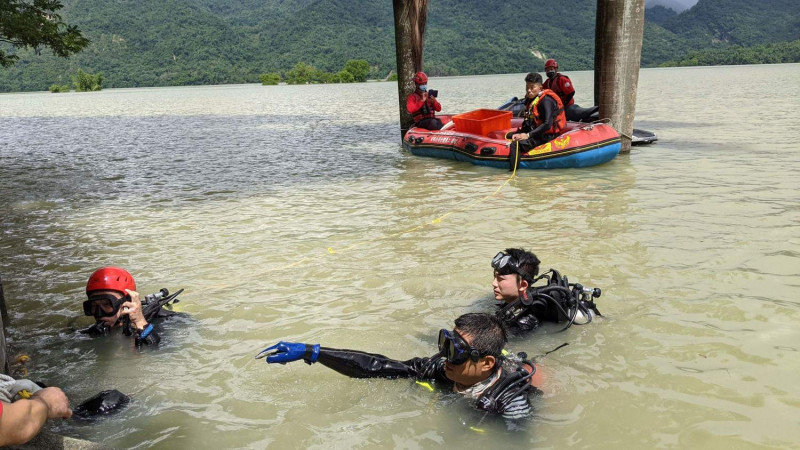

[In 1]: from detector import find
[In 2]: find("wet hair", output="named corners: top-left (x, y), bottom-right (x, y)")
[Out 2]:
top-left (525, 72), bottom-right (543, 85)
top-left (504, 248), bottom-right (541, 281)
top-left (454, 313), bottom-right (507, 357)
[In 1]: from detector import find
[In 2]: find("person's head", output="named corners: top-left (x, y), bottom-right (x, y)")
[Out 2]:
top-left (413, 71), bottom-right (428, 93)
top-left (524, 72), bottom-right (543, 99)
top-left (544, 59), bottom-right (559, 79)
top-left (83, 266), bottom-right (135, 327)
top-left (491, 248), bottom-right (540, 303)
top-left (439, 313), bottom-right (507, 387)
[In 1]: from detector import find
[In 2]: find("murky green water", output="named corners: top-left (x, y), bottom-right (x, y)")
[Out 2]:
top-left (1, 64), bottom-right (799, 448)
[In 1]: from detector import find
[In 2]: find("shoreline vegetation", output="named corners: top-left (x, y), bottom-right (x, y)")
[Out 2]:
top-left (261, 59), bottom-right (375, 85)
top-left (661, 40), bottom-right (800, 67)
top-left (1, 0), bottom-right (798, 93)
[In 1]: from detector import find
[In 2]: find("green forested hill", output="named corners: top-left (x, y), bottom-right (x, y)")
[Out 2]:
top-left (0, 0), bottom-right (798, 92)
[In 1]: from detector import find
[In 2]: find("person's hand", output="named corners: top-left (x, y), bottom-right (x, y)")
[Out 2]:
top-left (32, 387), bottom-right (72, 419)
top-left (121, 289), bottom-right (148, 331)
top-left (256, 341), bottom-right (320, 364)
top-left (512, 133), bottom-right (528, 141)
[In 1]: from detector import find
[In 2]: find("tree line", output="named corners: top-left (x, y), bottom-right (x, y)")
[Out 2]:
top-left (259, 59), bottom-right (371, 85)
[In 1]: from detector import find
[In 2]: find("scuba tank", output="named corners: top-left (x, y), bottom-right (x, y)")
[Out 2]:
top-left (497, 269), bottom-right (601, 332)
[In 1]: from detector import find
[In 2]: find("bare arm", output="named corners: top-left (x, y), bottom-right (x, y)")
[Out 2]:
top-left (0, 387), bottom-right (72, 446)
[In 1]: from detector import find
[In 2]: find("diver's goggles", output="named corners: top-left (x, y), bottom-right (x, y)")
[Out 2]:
top-left (83, 293), bottom-right (125, 319)
top-left (491, 251), bottom-right (530, 281)
top-left (438, 329), bottom-right (490, 365)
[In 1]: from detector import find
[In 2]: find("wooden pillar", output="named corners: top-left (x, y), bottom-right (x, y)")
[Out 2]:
top-left (393, 0), bottom-right (429, 138)
top-left (0, 274), bottom-right (9, 374)
top-left (594, 0), bottom-right (646, 153)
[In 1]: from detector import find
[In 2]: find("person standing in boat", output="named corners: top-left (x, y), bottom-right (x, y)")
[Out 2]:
top-left (506, 73), bottom-right (566, 151)
top-left (79, 266), bottom-right (184, 346)
top-left (543, 59), bottom-right (599, 122)
top-left (406, 71), bottom-right (443, 130)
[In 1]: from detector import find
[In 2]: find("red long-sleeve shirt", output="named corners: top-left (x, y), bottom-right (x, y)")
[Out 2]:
top-left (406, 91), bottom-right (441, 120)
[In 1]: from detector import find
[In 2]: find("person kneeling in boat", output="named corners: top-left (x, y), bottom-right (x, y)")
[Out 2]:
top-left (80, 266), bottom-right (184, 347)
top-left (257, 313), bottom-right (539, 421)
top-left (406, 71), bottom-right (443, 130)
top-left (492, 248), bottom-right (601, 334)
top-left (506, 73), bottom-right (566, 152)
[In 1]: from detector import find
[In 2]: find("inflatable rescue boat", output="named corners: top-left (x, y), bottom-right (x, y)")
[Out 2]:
top-left (403, 109), bottom-right (621, 170)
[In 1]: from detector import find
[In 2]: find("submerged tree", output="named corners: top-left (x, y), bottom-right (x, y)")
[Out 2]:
top-left (343, 59), bottom-right (369, 82)
top-left (0, 0), bottom-right (90, 67)
top-left (72, 68), bottom-right (102, 91)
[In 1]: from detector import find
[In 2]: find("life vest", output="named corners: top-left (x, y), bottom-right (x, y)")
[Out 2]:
top-left (411, 92), bottom-right (436, 122)
top-left (528, 89), bottom-right (566, 136)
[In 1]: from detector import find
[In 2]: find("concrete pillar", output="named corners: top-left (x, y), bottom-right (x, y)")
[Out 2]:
top-left (393, 0), bottom-right (429, 137)
top-left (594, 0), bottom-right (646, 153)
top-left (0, 274), bottom-right (9, 374)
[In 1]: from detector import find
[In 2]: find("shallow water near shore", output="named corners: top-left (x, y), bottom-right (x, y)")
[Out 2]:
top-left (1, 64), bottom-right (799, 448)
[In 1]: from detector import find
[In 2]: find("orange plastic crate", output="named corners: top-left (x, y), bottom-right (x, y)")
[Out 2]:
top-left (452, 109), bottom-right (512, 136)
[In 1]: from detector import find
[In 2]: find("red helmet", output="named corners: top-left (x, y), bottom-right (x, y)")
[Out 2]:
top-left (413, 71), bottom-right (428, 85)
top-left (86, 267), bottom-right (136, 295)
top-left (544, 59), bottom-right (558, 70)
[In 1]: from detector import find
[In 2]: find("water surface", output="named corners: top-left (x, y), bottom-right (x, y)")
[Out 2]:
top-left (1, 64), bottom-right (799, 448)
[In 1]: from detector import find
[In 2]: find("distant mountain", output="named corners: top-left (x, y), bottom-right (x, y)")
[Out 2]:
top-left (0, 0), bottom-right (798, 92)
top-left (646, 0), bottom-right (698, 13)
top-left (645, 5), bottom-right (679, 25)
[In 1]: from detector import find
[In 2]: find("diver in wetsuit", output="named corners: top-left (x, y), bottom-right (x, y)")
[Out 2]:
top-left (492, 249), bottom-right (602, 334)
top-left (80, 266), bottom-right (183, 346)
top-left (257, 313), bottom-right (538, 421)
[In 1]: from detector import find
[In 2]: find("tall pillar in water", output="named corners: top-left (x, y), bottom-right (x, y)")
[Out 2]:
top-left (393, 0), bottom-right (429, 138)
top-left (594, 0), bottom-right (646, 153)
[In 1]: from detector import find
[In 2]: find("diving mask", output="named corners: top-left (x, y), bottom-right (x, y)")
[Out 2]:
top-left (83, 293), bottom-right (125, 319)
top-left (491, 251), bottom-right (530, 281)
top-left (438, 329), bottom-right (489, 365)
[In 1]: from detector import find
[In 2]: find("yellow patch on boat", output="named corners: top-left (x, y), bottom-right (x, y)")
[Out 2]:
top-left (553, 135), bottom-right (571, 149)
top-left (526, 142), bottom-right (552, 155)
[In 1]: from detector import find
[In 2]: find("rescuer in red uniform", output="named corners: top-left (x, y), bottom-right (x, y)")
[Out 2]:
top-left (506, 72), bottom-right (566, 152)
top-left (543, 59), bottom-right (599, 122)
top-left (542, 59), bottom-right (575, 108)
top-left (406, 71), bottom-right (443, 130)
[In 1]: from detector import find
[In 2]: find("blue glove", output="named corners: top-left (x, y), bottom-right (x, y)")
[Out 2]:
top-left (255, 341), bottom-right (320, 364)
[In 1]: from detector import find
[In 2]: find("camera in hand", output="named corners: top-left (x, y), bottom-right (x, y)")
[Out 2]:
top-left (428, 89), bottom-right (438, 98)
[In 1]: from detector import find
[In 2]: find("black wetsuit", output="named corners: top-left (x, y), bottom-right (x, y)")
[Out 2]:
top-left (497, 273), bottom-right (600, 334)
top-left (80, 308), bottom-right (179, 346)
top-left (314, 347), bottom-right (535, 420)
top-left (506, 95), bottom-right (560, 152)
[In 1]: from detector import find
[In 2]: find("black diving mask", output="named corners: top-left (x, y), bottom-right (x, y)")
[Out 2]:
top-left (438, 329), bottom-right (490, 365)
top-left (491, 251), bottom-right (530, 281)
top-left (83, 293), bottom-right (126, 319)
